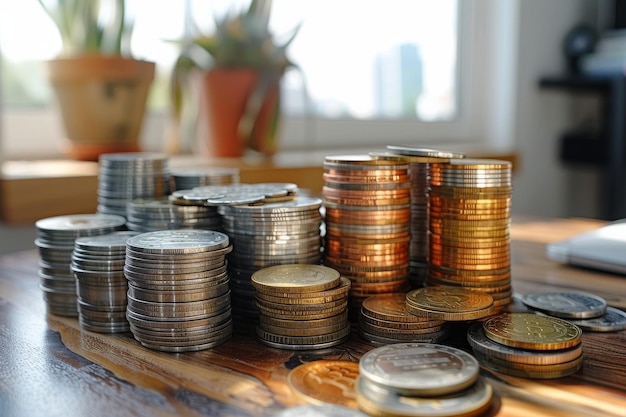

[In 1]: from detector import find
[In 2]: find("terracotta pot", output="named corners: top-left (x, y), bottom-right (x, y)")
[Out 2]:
top-left (196, 68), bottom-right (281, 158)
top-left (47, 55), bottom-right (155, 161)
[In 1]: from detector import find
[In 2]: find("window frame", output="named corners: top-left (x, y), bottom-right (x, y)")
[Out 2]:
top-left (1, 0), bottom-right (516, 161)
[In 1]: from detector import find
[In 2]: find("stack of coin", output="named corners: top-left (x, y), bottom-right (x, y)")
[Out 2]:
top-left (426, 159), bottom-right (513, 312)
top-left (218, 190), bottom-right (322, 318)
top-left (124, 230), bottom-right (233, 352)
top-left (71, 231), bottom-right (138, 333)
top-left (468, 312), bottom-right (584, 379)
top-left (126, 198), bottom-right (222, 232)
top-left (358, 293), bottom-right (449, 345)
top-left (521, 290), bottom-right (626, 332)
top-left (382, 146), bottom-right (465, 287)
top-left (322, 154), bottom-right (412, 320)
top-left (169, 167), bottom-right (240, 190)
top-left (405, 286), bottom-right (495, 323)
top-left (97, 152), bottom-right (170, 218)
top-left (252, 264), bottom-right (351, 350)
top-left (35, 214), bottom-right (127, 316)
top-left (356, 343), bottom-right (493, 417)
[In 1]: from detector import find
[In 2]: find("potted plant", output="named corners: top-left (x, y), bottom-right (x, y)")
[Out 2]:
top-left (171, 0), bottom-right (299, 157)
top-left (38, 0), bottom-right (155, 161)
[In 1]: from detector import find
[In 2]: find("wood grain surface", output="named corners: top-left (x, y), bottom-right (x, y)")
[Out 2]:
top-left (1, 218), bottom-right (625, 417)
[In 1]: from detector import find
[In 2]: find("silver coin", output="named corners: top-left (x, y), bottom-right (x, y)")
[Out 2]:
top-left (126, 229), bottom-right (229, 254)
top-left (358, 343), bottom-right (479, 396)
top-left (567, 306), bottom-right (626, 332)
top-left (522, 291), bottom-right (607, 319)
top-left (386, 145), bottom-right (466, 159)
top-left (36, 214), bottom-right (126, 234)
top-left (355, 375), bottom-right (492, 417)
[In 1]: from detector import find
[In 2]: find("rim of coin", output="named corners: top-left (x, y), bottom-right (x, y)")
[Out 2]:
top-left (482, 313), bottom-right (582, 350)
top-left (467, 322), bottom-right (583, 365)
top-left (358, 342), bottom-right (479, 396)
top-left (521, 290), bottom-right (607, 319)
top-left (287, 360), bottom-right (359, 408)
top-left (251, 264), bottom-right (341, 293)
top-left (385, 145), bottom-right (466, 159)
top-left (355, 375), bottom-right (492, 417)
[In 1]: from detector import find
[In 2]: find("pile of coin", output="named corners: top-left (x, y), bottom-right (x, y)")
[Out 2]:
top-left (356, 343), bottom-right (493, 417)
top-left (468, 312), bottom-right (584, 379)
top-left (322, 154), bottom-right (411, 320)
top-left (382, 146), bottom-right (465, 287)
top-left (426, 159), bottom-right (513, 312)
top-left (124, 230), bottom-right (233, 352)
top-left (521, 290), bottom-right (626, 332)
top-left (97, 152), bottom-right (170, 218)
top-left (126, 198), bottom-right (222, 232)
top-left (405, 286), bottom-right (495, 323)
top-left (35, 214), bottom-right (127, 316)
top-left (252, 264), bottom-right (351, 350)
top-left (71, 231), bottom-right (138, 333)
top-left (169, 167), bottom-right (240, 190)
top-left (358, 293), bottom-right (449, 345)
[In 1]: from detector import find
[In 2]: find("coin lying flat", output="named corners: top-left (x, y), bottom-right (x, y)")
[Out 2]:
top-left (358, 343), bottom-right (479, 397)
top-left (521, 291), bottom-right (607, 319)
top-left (287, 360), bottom-right (359, 408)
top-left (405, 286), bottom-right (495, 321)
top-left (567, 306), bottom-right (626, 332)
top-left (355, 375), bottom-right (492, 417)
top-left (482, 313), bottom-right (582, 350)
top-left (252, 264), bottom-right (341, 294)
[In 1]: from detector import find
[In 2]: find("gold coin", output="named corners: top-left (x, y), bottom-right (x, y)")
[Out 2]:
top-left (259, 310), bottom-right (348, 330)
top-left (360, 293), bottom-right (444, 324)
top-left (255, 300), bottom-right (348, 320)
top-left (287, 360), bottom-right (359, 408)
top-left (255, 278), bottom-right (350, 305)
top-left (251, 264), bottom-right (341, 294)
top-left (323, 195), bottom-right (411, 207)
top-left (349, 279), bottom-right (411, 297)
top-left (406, 303), bottom-right (495, 321)
top-left (256, 324), bottom-right (351, 347)
top-left (428, 265), bottom-right (511, 278)
top-left (474, 350), bottom-right (583, 379)
top-left (324, 154), bottom-right (408, 166)
top-left (428, 259), bottom-right (511, 271)
top-left (432, 158), bottom-right (512, 169)
top-left (260, 319), bottom-right (348, 337)
top-left (482, 313), bottom-right (582, 350)
top-left (359, 319), bottom-right (447, 337)
top-left (406, 287), bottom-right (494, 318)
top-left (323, 167), bottom-right (409, 177)
top-left (370, 151), bottom-right (452, 164)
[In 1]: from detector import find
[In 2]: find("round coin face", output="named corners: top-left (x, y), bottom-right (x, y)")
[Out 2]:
top-left (287, 360), bottom-right (359, 408)
top-left (358, 343), bottom-right (479, 396)
top-left (405, 287), bottom-right (494, 320)
top-left (251, 264), bottom-right (341, 293)
top-left (521, 291), bottom-right (607, 319)
top-left (126, 230), bottom-right (230, 253)
top-left (482, 313), bottom-right (582, 350)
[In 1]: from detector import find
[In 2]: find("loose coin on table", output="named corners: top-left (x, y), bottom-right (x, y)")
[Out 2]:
top-left (288, 360), bottom-right (359, 408)
top-left (358, 343), bottom-right (479, 396)
top-left (567, 306), bottom-right (626, 332)
top-left (521, 290), bottom-right (607, 319)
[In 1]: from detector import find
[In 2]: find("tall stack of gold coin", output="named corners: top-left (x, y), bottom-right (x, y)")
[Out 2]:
top-left (252, 264), bottom-right (351, 350)
top-left (426, 159), bottom-right (513, 312)
top-left (322, 155), bottom-right (412, 320)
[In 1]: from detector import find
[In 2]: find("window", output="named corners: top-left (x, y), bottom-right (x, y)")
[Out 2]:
top-left (1, 0), bottom-right (506, 160)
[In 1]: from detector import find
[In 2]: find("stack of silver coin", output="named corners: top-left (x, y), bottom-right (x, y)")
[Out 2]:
top-left (35, 214), bottom-right (127, 316)
top-left (126, 198), bottom-right (222, 232)
top-left (71, 231), bottom-right (138, 332)
top-left (383, 146), bottom-right (465, 287)
top-left (219, 195), bottom-right (323, 318)
top-left (124, 230), bottom-right (233, 352)
top-left (169, 167), bottom-right (240, 190)
top-left (97, 152), bottom-right (170, 218)
top-left (356, 343), bottom-right (493, 417)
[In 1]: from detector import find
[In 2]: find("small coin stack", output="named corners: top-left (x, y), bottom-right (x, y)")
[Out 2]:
top-left (251, 264), bottom-right (351, 350)
top-left (35, 214), bottom-right (127, 316)
top-left (97, 152), bottom-right (170, 218)
top-left (426, 159), bottom-right (513, 312)
top-left (124, 230), bottom-right (233, 352)
top-left (71, 231), bottom-right (138, 333)
top-left (126, 198), bottom-right (222, 232)
top-left (406, 286), bottom-right (495, 324)
top-left (382, 146), bottom-right (465, 287)
top-left (468, 312), bottom-right (584, 379)
top-left (521, 290), bottom-right (626, 332)
top-left (356, 343), bottom-right (493, 417)
top-left (358, 293), bottom-right (449, 346)
top-left (169, 167), bottom-right (240, 190)
top-left (322, 154), bottom-right (411, 321)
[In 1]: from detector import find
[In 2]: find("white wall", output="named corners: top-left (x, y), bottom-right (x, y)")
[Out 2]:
top-left (512, 0), bottom-right (605, 219)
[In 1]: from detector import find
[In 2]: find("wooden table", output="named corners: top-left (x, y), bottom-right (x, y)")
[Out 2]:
top-left (1, 217), bottom-right (625, 417)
